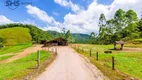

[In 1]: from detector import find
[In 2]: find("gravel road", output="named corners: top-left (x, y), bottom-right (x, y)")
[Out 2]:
top-left (36, 46), bottom-right (108, 80)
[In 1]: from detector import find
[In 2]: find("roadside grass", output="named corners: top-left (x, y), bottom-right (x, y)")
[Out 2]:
top-left (0, 43), bottom-right (32, 61)
top-left (0, 43), bottom-right (32, 55)
top-left (0, 55), bottom-right (14, 61)
top-left (125, 43), bottom-right (142, 48)
top-left (0, 50), bottom-right (51, 80)
top-left (72, 44), bottom-right (142, 79)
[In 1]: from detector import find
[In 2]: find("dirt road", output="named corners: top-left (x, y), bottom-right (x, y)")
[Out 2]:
top-left (36, 46), bottom-right (108, 80)
top-left (0, 44), bottom-right (43, 64)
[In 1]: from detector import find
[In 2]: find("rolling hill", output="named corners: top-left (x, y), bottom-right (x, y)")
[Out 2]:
top-left (0, 27), bottom-right (32, 46)
top-left (0, 24), bottom-right (53, 44)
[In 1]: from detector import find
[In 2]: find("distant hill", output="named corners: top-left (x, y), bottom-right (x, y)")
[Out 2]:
top-left (0, 27), bottom-right (32, 45)
top-left (47, 30), bottom-right (62, 38)
top-left (47, 30), bottom-right (90, 43)
top-left (72, 33), bottom-right (90, 43)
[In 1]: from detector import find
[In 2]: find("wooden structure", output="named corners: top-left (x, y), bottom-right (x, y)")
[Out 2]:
top-left (104, 51), bottom-right (112, 54)
top-left (114, 41), bottom-right (126, 50)
top-left (44, 38), bottom-right (68, 47)
top-left (40, 40), bottom-right (47, 44)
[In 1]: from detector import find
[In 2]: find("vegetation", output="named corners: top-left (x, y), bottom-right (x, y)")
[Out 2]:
top-left (0, 27), bottom-right (32, 46)
top-left (0, 43), bottom-right (32, 55)
top-left (72, 44), bottom-right (142, 79)
top-left (0, 24), bottom-right (52, 44)
top-left (90, 9), bottom-right (142, 44)
top-left (0, 37), bottom-right (6, 48)
top-left (48, 9), bottom-right (142, 44)
top-left (0, 43), bottom-right (32, 61)
top-left (0, 50), bottom-right (51, 80)
top-left (48, 30), bottom-right (90, 43)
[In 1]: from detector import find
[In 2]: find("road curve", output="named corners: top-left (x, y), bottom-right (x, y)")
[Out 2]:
top-left (36, 46), bottom-right (108, 80)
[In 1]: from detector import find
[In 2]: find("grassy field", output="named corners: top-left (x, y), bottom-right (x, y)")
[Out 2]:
top-left (0, 27), bottom-right (32, 46)
top-left (72, 44), bottom-right (142, 80)
top-left (0, 50), bottom-right (51, 80)
top-left (0, 43), bottom-right (32, 61)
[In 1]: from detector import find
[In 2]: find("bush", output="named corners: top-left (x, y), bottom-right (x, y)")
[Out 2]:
top-left (0, 43), bottom-right (3, 48)
top-left (0, 37), bottom-right (6, 43)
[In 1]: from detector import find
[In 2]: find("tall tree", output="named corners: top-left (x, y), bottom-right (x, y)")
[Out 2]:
top-left (126, 9), bottom-right (138, 23)
top-left (90, 32), bottom-right (96, 38)
top-left (138, 20), bottom-right (142, 37)
top-left (65, 30), bottom-right (73, 43)
top-left (98, 13), bottom-right (107, 44)
top-left (61, 27), bottom-right (66, 38)
top-left (114, 9), bottom-right (126, 31)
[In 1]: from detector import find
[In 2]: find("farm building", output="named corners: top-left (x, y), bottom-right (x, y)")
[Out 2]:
top-left (114, 41), bottom-right (126, 50)
top-left (43, 38), bottom-right (68, 47)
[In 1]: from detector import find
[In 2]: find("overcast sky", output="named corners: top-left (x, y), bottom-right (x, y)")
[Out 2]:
top-left (0, 0), bottom-right (142, 34)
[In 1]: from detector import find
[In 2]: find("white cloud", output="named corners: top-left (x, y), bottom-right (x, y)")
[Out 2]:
top-left (0, 15), bottom-right (38, 27)
top-left (54, 0), bottom-right (81, 12)
top-left (26, 5), bottom-right (64, 32)
top-left (52, 12), bottom-right (59, 16)
top-left (0, 15), bottom-right (14, 25)
top-left (20, 19), bottom-right (38, 26)
top-left (26, 0), bottom-right (142, 34)
top-left (61, 0), bottom-right (142, 34)
top-left (26, 5), bottom-right (56, 24)
top-left (54, 0), bottom-right (69, 7)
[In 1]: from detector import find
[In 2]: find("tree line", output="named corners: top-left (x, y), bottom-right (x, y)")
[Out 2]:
top-left (90, 9), bottom-right (142, 44)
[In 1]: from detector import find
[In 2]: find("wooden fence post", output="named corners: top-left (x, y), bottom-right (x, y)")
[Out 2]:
top-left (55, 48), bottom-right (57, 54)
top-left (82, 47), bottom-right (84, 53)
top-left (78, 46), bottom-right (79, 51)
top-left (90, 49), bottom-right (92, 57)
top-left (37, 50), bottom-right (40, 68)
top-left (96, 51), bottom-right (98, 61)
top-left (48, 47), bottom-right (49, 51)
top-left (112, 56), bottom-right (115, 70)
top-left (52, 47), bottom-right (54, 53)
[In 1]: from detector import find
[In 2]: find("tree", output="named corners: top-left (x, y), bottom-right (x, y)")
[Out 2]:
top-left (0, 37), bottom-right (6, 48)
top-left (89, 32), bottom-right (97, 44)
top-left (65, 30), bottom-right (73, 43)
top-left (121, 23), bottom-right (140, 40)
top-left (126, 10), bottom-right (138, 23)
top-left (61, 27), bottom-right (66, 38)
top-left (98, 13), bottom-right (107, 44)
top-left (114, 9), bottom-right (127, 31)
top-left (138, 20), bottom-right (142, 37)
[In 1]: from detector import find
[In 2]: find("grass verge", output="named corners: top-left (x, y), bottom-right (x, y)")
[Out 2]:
top-left (0, 50), bottom-right (51, 80)
top-left (72, 44), bottom-right (141, 80)
top-left (0, 43), bottom-right (32, 55)
top-left (0, 43), bottom-right (32, 61)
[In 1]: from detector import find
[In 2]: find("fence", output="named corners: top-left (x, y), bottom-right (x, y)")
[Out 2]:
top-left (71, 45), bottom-right (115, 70)
top-left (36, 47), bottom-right (57, 68)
